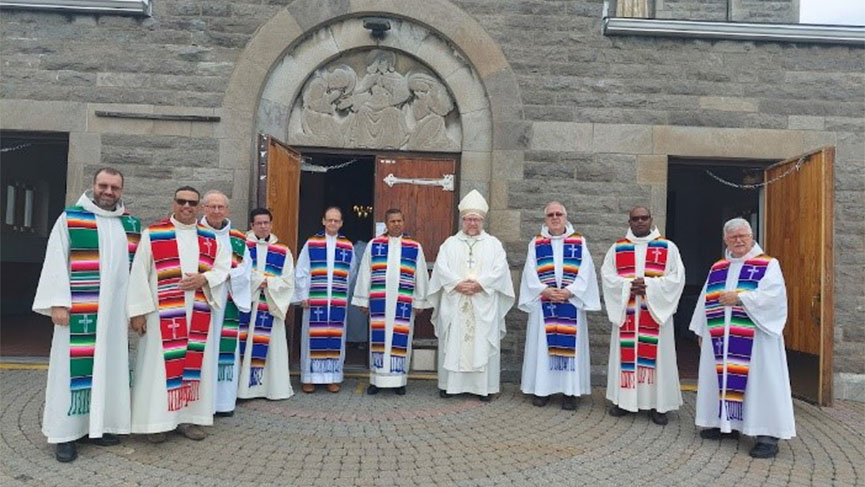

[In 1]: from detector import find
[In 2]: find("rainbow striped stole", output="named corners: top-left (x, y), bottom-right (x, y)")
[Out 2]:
top-left (705, 255), bottom-right (771, 421)
top-left (307, 232), bottom-right (353, 374)
top-left (149, 219), bottom-right (217, 412)
top-left (237, 240), bottom-right (288, 386)
top-left (368, 236), bottom-right (419, 374)
top-left (534, 233), bottom-right (582, 371)
top-left (216, 229), bottom-right (251, 382)
top-left (64, 206), bottom-right (140, 416)
top-left (614, 237), bottom-right (669, 389)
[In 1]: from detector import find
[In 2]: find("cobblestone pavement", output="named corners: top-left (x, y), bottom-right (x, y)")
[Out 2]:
top-left (2, 369), bottom-right (863, 487)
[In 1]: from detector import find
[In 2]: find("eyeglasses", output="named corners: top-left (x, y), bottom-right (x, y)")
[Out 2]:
top-left (545, 212), bottom-right (564, 218)
top-left (205, 204), bottom-right (226, 211)
top-left (174, 198), bottom-right (199, 207)
top-left (726, 233), bottom-right (752, 241)
top-left (629, 215), bottom-right (651, 222)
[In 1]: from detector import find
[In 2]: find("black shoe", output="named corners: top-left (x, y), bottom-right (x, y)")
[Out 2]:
top-left (608, 406), bottom-right (630, 417)
top-left (55, 442), bottom-right (77, 463)
top-left (215, 410), bottom-right (235, 418)
top-left (532, 395), bottom-right (550, 407)
top-left (700, 428), bottom-right (740, 440)
top-left (479, 395), bottom-right (491, 402)
top-left (562, 396), bottom-right (577, 411)
top-left (439, 389), bottom-right (450, 399)
top-left (394, 386), bottom-right (406, 396)
top-left (87, 433), bottom-right (121, 446)
top-left (366, 385), bottom-right (379, 395)
top-left (649, 409), bottom-right (668, 425)
top-left (749, 442), bottom-right (779, 459)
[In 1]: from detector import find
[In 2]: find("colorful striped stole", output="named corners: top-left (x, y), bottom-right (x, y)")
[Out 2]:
top-left (217, 229), bottom-right (248, 382)
top-left (368, 235), bottom-right (419, 374)
top-left (614, 237), bottom-right (669, 389)
top-left (307, 232), bottom-right (353, 374)
top-left (64, 206), bottom-right (140, 416)
top-left (534, 233), bottom-right (582, 371)
top-left (149, 220), bottom-right (217, 412)
top-left (238, 240), bottom-right (288, 386)
top-left (705, 255), bottom-right (771, 421)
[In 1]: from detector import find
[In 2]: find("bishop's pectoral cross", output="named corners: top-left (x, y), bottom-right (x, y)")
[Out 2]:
top-left (465, 239), bottom-right (479, 270)
top-left (79, 315), bottom-right (94, 334)
top-left (167, 318), bottom-right (183, 339)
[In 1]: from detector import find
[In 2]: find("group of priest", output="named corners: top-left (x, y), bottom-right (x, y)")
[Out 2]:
top-left (33, 167), bottom-right (795, 463)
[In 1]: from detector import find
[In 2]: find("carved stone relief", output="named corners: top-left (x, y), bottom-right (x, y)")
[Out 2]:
top-left (289, 49), bottom-right (462, 152)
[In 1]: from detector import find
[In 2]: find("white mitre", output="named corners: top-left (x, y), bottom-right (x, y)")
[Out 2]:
top-left (458, 189), bottom-right (488, 218)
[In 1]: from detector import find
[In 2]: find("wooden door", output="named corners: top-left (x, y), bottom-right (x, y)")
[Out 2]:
top-left (256, 134), bottom-right (301, 256)
top-left (374, 155), bottom-right (457, 339)
top-left (764, 147), bottom-right (834, 405)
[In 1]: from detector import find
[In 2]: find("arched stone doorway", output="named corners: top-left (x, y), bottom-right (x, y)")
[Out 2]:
top-left (219, 0), bottom-right (524, 243)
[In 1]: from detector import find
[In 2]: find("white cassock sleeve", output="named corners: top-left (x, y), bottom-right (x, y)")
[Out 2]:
top-left (644, 241), bottom-right (686, 326)
top-left (428, 238), bottom-right (462, 297)
top-left (229, 246), bottom-right (253, 313)
top-left (738, 259), bottom-right (787, 337)
top-left (601, 243), bottom-right (630, 327)
top-left (263, 253), bottom-right (295, 321)
top-left (565, 240), bottom-right (601, 311)
top-left (350, 244), bottom-right (373, 308)
top-left (128, 229), bottom-right (157, 319)
top-left (32, 214), bottom-right (72, 315)
top-left (413, 245), bottom-right (431, 310)
top-left (293, 242), bottom-right (311, 303)
top-left (518, 240), bottom-right (545, 312)
top-left (474, 240), bottom-right (514, 302)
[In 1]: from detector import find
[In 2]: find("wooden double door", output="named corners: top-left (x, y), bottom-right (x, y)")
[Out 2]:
top-left (257, 134), bottom-right (457, 344)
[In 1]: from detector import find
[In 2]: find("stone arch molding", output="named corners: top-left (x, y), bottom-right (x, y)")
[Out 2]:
top-left (221, 0), bottom-right (523, 227)
top-left (257, 18), bottom-right (482, 153)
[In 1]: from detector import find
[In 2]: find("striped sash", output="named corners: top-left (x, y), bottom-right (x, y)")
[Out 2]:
top-left (150, 220), bottom-right (216, 412)
top-left (307, 233), bottom-right (353, 374)
top-left (615, 237), bottom-right (668, 389)
top-left (239, 240), bottom-right (288, 387)
top-left (217, 229), bottom-right (248, 382)
top-left (64, 206), bottom-right (140, 415)
top-left (368, 236), bottom-right (419, 374)
top-left (705, 255), bottom-right (771, 421)
top-left (534, 233), bottom-right (582, 371)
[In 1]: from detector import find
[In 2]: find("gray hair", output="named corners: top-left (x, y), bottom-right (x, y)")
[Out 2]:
top-left (202, 190), bottom-right (229, 206)
top-left (543, 201), bottom-right (568, 217)
top-left (723, 217), bottom-right (752, 237)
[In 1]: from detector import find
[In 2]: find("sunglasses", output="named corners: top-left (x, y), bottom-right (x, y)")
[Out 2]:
top-left (546, 212), bottom-right (564, 218)
top-left (175, 198), bottom-right (199, 207)
top-left (629, 215), bottom-right (651, 222)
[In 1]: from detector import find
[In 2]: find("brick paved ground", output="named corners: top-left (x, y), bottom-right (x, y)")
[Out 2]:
top-left (1, 370), bottom-right (862, 487)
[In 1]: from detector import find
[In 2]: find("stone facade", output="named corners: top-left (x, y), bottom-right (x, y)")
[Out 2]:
top-left (1, 0), bottom-right (862, 400)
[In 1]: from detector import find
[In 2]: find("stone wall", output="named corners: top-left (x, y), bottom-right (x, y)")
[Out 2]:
top-left (1, 0), bottom-right (862, 399)
top-left (653, 0), bottom-right (797, 22)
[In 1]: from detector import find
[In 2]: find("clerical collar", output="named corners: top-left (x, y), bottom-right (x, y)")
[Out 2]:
top-left (257, 234), bottom-right (271, 242)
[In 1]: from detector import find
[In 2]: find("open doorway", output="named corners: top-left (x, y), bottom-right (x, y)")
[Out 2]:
top-left (0, 131), bottom-right (70, 358)
top-left (666, 159), bottom-right (768, 381)
top-left (292, 151), bottom-right (376, 370)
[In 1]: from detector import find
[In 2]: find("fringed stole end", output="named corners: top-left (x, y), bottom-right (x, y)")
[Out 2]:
top-left (310, 358), bottom-right (341, 374)
top-left (391, 356), bottom-right (406, 374)
top-left (620, 371), bottom-right (636, 389)
top-left (249, 367), bottom-right (264, 387)
top-left (218, 364), bottom-right (234, 382)
top-left (637, 367), bottom-right (655, 385)
top-left (721, 400), bottom-right (744, 421)
top-left (67, 388), bottom-right (91, 416)
top-left (548, 356), bottom-right (575, 372)
top-left (371, 352), bottom-right (383, 370)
